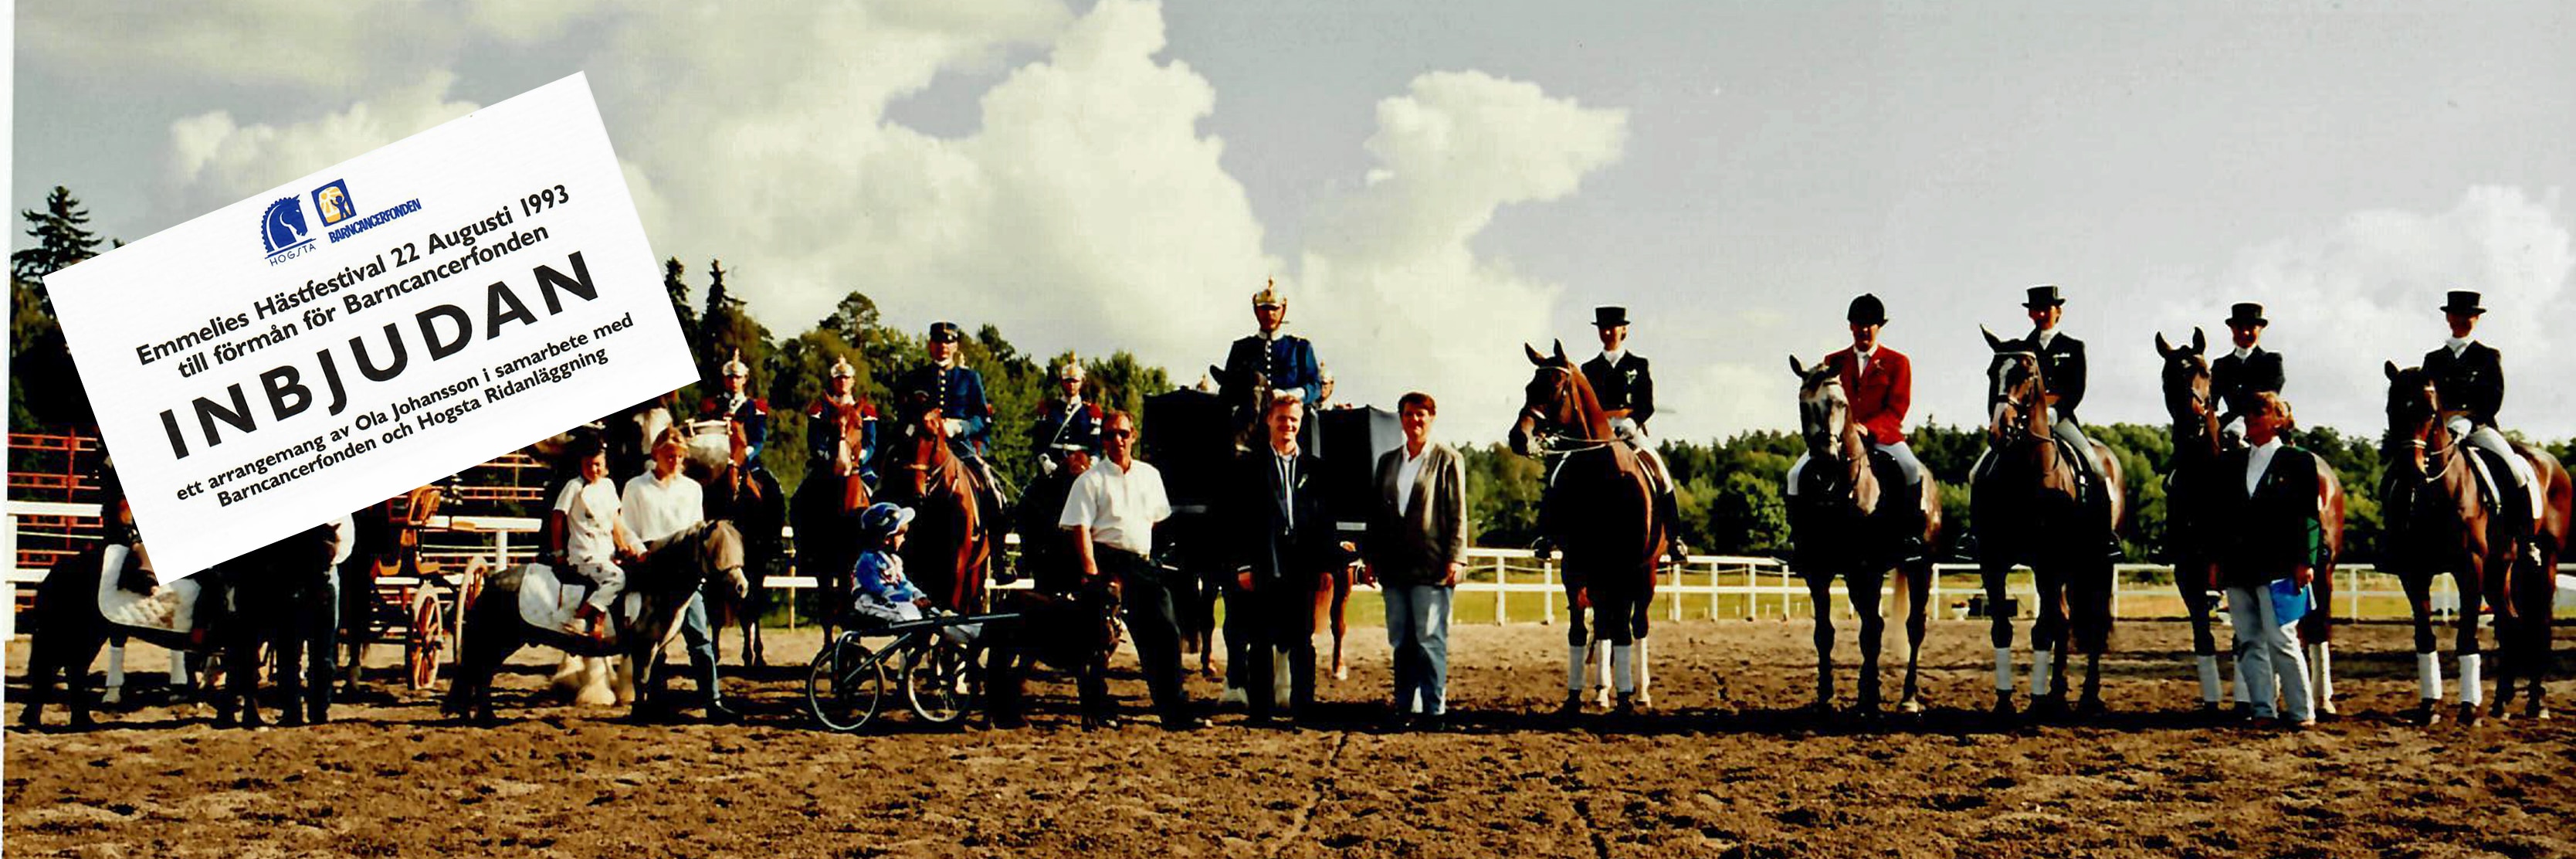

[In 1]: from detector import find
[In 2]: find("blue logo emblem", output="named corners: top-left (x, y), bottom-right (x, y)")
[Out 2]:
top-left (311, 179), bottom-right (356, 227)
top-left (260, 197), bottom-right (314, 261)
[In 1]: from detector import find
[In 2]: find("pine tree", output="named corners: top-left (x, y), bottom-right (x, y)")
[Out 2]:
top-left (10, 186), bottom-right (108, 431)
top-left (663, 256), bottom-right (699, 334)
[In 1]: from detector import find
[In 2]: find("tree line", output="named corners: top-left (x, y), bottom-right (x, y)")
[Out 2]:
top-left (16, 186), bottom-right (2574, 562)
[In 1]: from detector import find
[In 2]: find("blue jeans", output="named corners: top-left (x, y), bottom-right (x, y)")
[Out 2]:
top-left (652, 592), bottom-right (724, 707)
top-left (1383, 585), bottom-right (1453, 715)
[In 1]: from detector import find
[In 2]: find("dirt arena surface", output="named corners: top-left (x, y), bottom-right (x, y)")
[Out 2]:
top-left (7, 618), bottom-right (2574, 858)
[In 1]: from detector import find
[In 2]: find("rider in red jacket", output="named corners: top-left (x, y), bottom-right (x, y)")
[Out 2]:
top-left (1787, 294), bottom-right (1927, 561)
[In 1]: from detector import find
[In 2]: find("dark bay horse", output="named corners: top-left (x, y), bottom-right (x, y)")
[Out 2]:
top-left (1144, 384), bottom-right (1244, 683)
top-left (443, 521), bottom-right (747, 724)
top-left (2380, 362), bottom-right (2571, 724)
top-left (2155, 331), bottom-right (2347, 715)
top-left (1975, 330), bottom-right (2126, 717)
top-left (1511, 341), bottom-right (1668, 714)
top-left (893, 406), bottom-right (994, 614)
top-left (1787, 356), bottom-right (1944, 715)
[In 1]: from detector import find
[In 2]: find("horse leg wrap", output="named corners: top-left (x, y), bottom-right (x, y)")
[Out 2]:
top-left (1635, 638), bottom-right (1652, 697)
top-left (1593, 642), bottom-right (1612, 691)
top-left (2030, 650), bottom-right (2054, 698)
top-left (2195, 655), bottom-right (2222, 705)
top-left (1566, 643), bottom-right (1589, 692)
top-left (2459, 654), bottom-right (2483, 707)
top-left (1993, 648), bottom-right (2014, 694)
top-left (2310, 643), bottom-right (2336, 714)
top-left (1271, 648), bottom-right (1293, 709)
top-left (2418, 652), bottom-right (2443, 701)
top-left (1612, 644), bottom-right (1636, 694)
top-left (103, 645), bottom-right (126, 705)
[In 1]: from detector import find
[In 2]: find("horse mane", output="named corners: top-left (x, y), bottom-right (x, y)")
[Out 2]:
top-left (1554, 355), bottom-right (1615, 441)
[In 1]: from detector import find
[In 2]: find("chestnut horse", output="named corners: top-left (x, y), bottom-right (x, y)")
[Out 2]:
top-left (791, 400), bottom-right (871, 639)
top-left (1510, 341), bottom-right (1668, 715)
top-left (2380, 362), bottom-right (2571, 724)
top-left (1787, 355), bottom-right (1944, 714)
top-left (1975, 330), bottom-right (2125, 717)
top-left (894, 406), bottom-right (994, 614)
top-left (2155, 330), bottom-right (2346, 715)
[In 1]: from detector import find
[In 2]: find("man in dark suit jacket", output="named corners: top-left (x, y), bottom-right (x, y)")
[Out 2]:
top-left (1227, 391), bottom-right (1347, 724)
top-left (2216, 392), bottom-right (2324, 726)
top-left (1581, 306), bottom-right (1655, 432)
top-left (2211, 302), bottom-right (2285, 433)
top-left (2425, 289), bottom-right (2539, 557)
top-left (1360, 392), bottom-right (1469, 728)
top-left (1964, 285), bottom-right (2115, 561)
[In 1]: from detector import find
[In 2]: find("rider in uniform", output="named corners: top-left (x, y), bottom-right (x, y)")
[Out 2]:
top-left (897, 321), bottom-right (1009, 571)
top-left (700, 348), bottom-right (769, 463)
top-left (1219, 280), bottom-right (1322, 450)
top-left (1786, 294), bottom-right (1929, 562)
top-left (2209, 302), bottom-right (2284, 446)
top-left (1578, 306), bottom-right (1680, 556)
top-left (2423, 290), bottom-right (2542, 567)
top-left (1031, 355), bottom-right (1104, 475)
top-left (806, 355), bottom-right (877, 491)
top-left (1966, 285), bottom-right (2118, 560)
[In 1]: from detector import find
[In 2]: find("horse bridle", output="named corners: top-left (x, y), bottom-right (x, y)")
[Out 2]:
top-left (1522, 366), bottom-right (1618, 455)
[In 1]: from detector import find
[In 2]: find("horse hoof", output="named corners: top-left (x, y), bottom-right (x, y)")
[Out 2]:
top-left (2525, 705), bottom-right (2551, 721)
top-left (1557, 692), bottom-right (1587, 716)
top-left (2076, 697), bottom-right (2107, 718)
top-left (2457, 705), bottom-right (2482, 726)
top-left (2408, 704), bottom-right (2441, 727)
top-left (1991, 695), bottom-right (2018, 718)
top-left (1614, 694), bottom-right (1636, 716)
top-left (1898, 698), bottom-right (1925, 715)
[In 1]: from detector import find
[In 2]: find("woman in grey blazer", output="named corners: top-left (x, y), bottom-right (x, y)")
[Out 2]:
top-left (1361, 392), bottom-right (1469, 729)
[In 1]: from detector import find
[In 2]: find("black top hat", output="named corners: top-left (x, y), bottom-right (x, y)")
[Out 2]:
top-left (2441, 290), bottom-right (2486, 315)
top-left (1846, 294), bottom-right (1887, 326)
top-left (927, 321), bottom-right (964, 342)
top-left (1593, 306), bottom-right (1629, 328)
top-left (2225, 302), bottom-right (2267, 327)
top-left (2022, 285), bottom-right (2066, 309)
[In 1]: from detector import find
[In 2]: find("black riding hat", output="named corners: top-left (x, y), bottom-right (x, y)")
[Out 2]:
top-left (1847, 294), bottom-right (1887, 326)
top-left (2441, 290), bottom-right (2485, 316)
top-left (2022, 285), bottom-right (2065, 309)
top-left (2225, 302), bottom-right (2266, 328)
top-left (1593, 306), bottom-right (1629, 328)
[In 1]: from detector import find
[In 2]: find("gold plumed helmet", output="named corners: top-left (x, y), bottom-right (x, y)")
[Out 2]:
top-left (720, 348), bottom-right (751, 378)
top-left (829, 355), bottom-right (856, 379)
top-left (1057, 351), bottom-right (1086, 381)
top-left (1251, 278), bottom-right (1284, 308)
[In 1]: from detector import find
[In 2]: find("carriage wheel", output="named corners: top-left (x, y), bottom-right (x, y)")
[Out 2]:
top-left (406, 594), bottom-right (446, 691)
top-left (805, 634), bottom-right (889, 732)
top-left (905, 637), bottom-right (971, 725)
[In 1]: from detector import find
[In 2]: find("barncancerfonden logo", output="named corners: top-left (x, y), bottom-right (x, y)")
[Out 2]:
top-left (313, 179), bottom-right (356, 226)
top-left (259, 197), bottom-right (316, 264)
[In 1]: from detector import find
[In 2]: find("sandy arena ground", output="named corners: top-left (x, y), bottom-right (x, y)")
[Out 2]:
top-left (6, 618), bottom-right (2574, 858)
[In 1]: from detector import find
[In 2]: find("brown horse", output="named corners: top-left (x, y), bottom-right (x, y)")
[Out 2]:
top-left (1974, 330), bottom-right (2126, 717)
top-left (2155, 331), bottom-right (2347, 715)
top-left (2380, 362), bottom-right (2571, 724)
top-left (896, 406), bottom-right (993, 614)
top-left (1510, 341), bottom-right (1668, 715)
top-left (1787, 355), bottom-right (1944, 715)
top-left (791, 400), bottom-right (871, 639)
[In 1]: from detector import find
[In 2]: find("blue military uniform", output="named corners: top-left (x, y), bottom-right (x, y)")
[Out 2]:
top-left (702, 392), bottom-right (769, 462)
top-left (1032, 397), bottom-right (1103, 463)
top-left (1220, 334), bottom-right (1320, 430)
top-left (807, 394), bottom-right (876, 486)
top-left (896, 362), bottom-right (995, 458)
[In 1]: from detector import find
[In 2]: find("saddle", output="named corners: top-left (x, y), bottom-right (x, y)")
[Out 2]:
top-left (93, 545), bottom-right (193, 633)
top-left (1611, 436), bottom-right (1674, 498)
top-left (2465, 446), bottom-right (2537, 525)
top-left (516, 563), bottom-right (645, 643)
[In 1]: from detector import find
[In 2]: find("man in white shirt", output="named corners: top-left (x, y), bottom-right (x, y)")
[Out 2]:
top-left (552, 436), bottom-right (644, 642)
top-left (1060, 410), bottom-right (1196, 730)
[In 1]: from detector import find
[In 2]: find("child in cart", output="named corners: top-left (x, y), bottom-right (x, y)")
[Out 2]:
top-left (850, 502), bottom-right (981, 643)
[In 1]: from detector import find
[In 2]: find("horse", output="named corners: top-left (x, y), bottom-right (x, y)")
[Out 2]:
top-left (891, 403), bottom-right (994, 614)
top-left (19, 528), bottom-right (337, 730)
top-left (1786, 355), bottom-right (1944, 715)
top-left (442, 521), bottom-right (748, 724)
top-left (688, 419), bottom-right (785, 668)
top-left (1974, 329), bottom-right (2126, 717)
top-left (1144, 384), bottom-right (1239, 682)
top-left (1510, 341), bottom-right (1668, 715)
top-left (791, 402), bottom-right (872, 640)
top-left (983, 584), bottom-right (1126, 729)
top-left (2378, 362), bottom-right (2571, 724)
top-left (2155, 330), bottom-right (2347, 715)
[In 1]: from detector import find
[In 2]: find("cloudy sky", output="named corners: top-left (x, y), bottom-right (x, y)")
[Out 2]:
top-left (15, 1), bottom-right (2576, 442)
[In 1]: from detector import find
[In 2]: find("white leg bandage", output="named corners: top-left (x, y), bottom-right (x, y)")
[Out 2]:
top-left (1635, 638), bottom-right (1652, 695)
top-left (1566, 643), bottom-right (1588, 692)
top-left (169, 651), bottom-right (189, 688)
top-left (1612, 644), bottom-right (1636, 694)
top-left (103, 645), bottom-right (127, 704)
top-left (2310, 643), bottom-right (2335, 714)
top-left (1993, 647), bottom-right (2015, 694)
top-left (1272, 648), bottom-right (1293, 708)
top-left (2031, 650), bottom-right (2054, 698)
top-left (2417, 652), bottom-right (2442, 701)
top-left (2195, 654), bottom-right (2222, 705)
top-left (2459, 654), bottom-right (2483, 707)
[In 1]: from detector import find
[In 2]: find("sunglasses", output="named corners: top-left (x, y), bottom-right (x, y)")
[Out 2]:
top-left (1105, 428), bottom-right (1136, 439)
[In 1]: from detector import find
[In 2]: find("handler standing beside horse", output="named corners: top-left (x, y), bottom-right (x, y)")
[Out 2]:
top-left (1060, 410), bottom-right (1198, 730)
top-left (2218, 393), bottom-right (2327, 728)
top-left (625, 427), bottom-right (738, 722)
top-left (1360, 392), bottom-right (1468, 730)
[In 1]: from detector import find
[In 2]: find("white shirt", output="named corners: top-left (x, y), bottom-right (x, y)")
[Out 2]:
top-left (1599, 349), bottom-right (1625, 365)
top-left (552, 477), bottom-right (622, 567)
top-left (1850, 345), bottom-right (1875, 376)
top-left (2231, 345), bottom-right (2253, 361)
top-left (1395, 445), bottom-right (1429, 516)
top-left (2035, 328), bottom-right (2059, 348)
top-left (1059, 457), bottom-right (1172, 556)
top-left (2446, 336), bottom-right (2472, 358)
top-left (621, 468), bottom-right (705, 548)
top-left (2245, 436), bottom-right (2283, 497)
